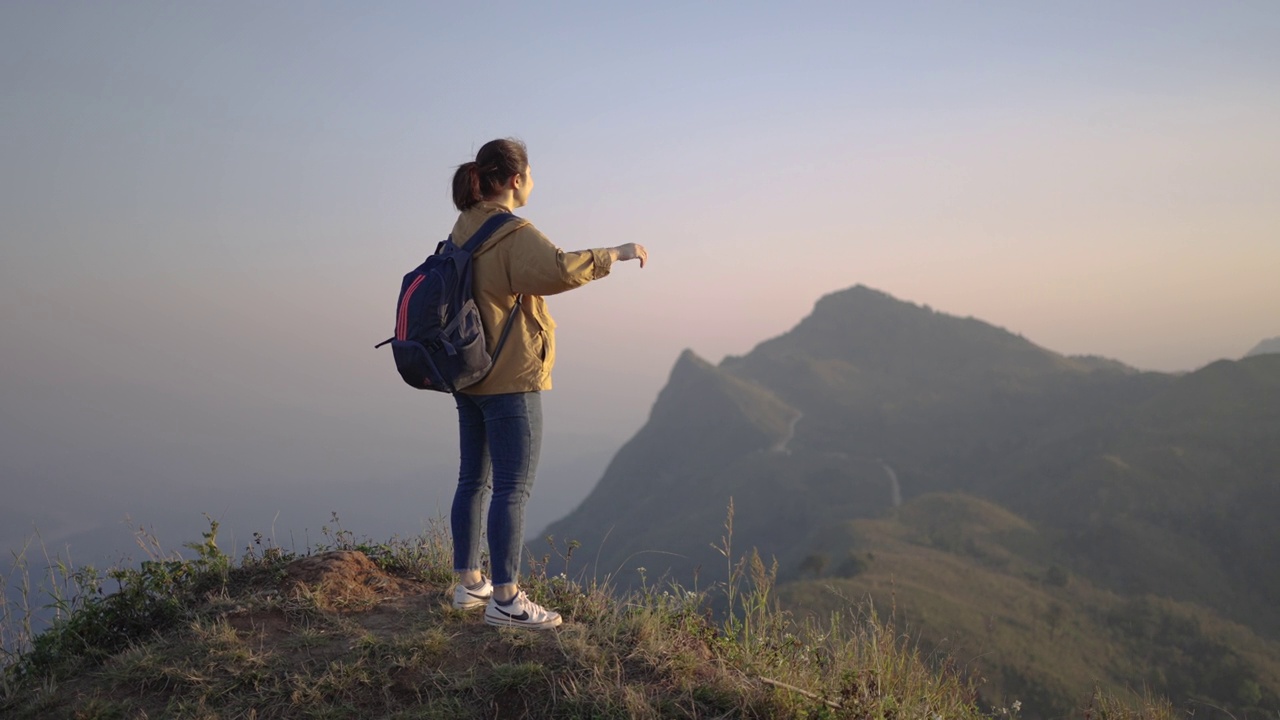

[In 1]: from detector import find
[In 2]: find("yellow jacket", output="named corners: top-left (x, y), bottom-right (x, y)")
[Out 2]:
top-left (450, 201), bottom-right (613, 395)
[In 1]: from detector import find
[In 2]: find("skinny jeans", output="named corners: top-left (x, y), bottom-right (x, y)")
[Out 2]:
top-left (450, 391), bottom-right (542, 587)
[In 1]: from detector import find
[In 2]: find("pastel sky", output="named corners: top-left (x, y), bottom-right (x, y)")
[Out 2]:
top-left (2, 2), bottom-right (1277, 567)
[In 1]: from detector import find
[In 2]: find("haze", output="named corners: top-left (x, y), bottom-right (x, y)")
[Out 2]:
top-left (2, 3), bottom-right (1277, 574)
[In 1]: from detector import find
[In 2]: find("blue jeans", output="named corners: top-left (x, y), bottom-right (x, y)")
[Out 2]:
top-left (451, 391), bottom-right (542, 587)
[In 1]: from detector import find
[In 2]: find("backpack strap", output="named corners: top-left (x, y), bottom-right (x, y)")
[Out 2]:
top-left (452, 212), bottom-right (524, 376)
top-left (489, 293), bottom-right (523, 363)
top-left (456, 212), bottom-right (519, 255)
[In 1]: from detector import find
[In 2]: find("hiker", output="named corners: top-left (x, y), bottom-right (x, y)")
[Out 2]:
top-left (446, 138), bottom-right (647, 629)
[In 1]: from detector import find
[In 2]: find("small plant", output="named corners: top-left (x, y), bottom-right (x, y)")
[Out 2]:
top-left (1084, 685), bottom-right (1177, 720)
top-left (3, 516), bottom-right (233, 687)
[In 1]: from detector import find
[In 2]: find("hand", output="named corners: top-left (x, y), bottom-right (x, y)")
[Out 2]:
top-left (612, 243), bottom-right (648, 268)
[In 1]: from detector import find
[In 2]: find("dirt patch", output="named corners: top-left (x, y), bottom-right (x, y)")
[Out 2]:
top-left (225, 606), bottom-right (292, 643)
top-left (281, 550), bottom-right (425, 612)
top-left (356, 593), bottom-right (452, 638)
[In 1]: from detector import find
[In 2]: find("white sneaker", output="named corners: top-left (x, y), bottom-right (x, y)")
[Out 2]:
top-left (484, 591), bottom-right (563, 629)
top-left (452, 578), bottom-right (493, 610)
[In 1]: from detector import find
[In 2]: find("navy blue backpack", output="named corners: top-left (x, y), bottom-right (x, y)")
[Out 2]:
top-left (376, 213), bottom-right (521, 392)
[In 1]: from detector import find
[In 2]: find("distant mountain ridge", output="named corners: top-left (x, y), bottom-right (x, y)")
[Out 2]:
top-left (542, 285), bottom-right (1280, 719)
top-left (1247, 336), bottom-right (1280, 357)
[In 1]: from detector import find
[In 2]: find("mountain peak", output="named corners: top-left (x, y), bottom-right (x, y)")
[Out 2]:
top-left (671, 347), bottom-right (715, 375)
top-left (815, 283), bottom-right (918, 308)
top-left (651, 350), bottom-right (796, 447)
top-left (738, 285), bottom-right (1076, 385)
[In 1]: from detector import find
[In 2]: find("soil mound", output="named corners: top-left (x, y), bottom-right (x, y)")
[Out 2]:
top-left (281, 550), bottom-right (421, 611)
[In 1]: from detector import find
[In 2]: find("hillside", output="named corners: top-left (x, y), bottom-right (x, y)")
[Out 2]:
top-left (2, 523), bottom-right (1172, 719)
top-left (998, 354), bottom-right (1280, 635)
top-left (542, 285), bottom-right (1280, 719)
top-left (781, 493), bottom-right (1280, 718)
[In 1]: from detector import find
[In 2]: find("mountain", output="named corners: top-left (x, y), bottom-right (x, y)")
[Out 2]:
top-left (544, 285), bottom-right (1169, 586)
top-left (1246, 336), bottom-right (1280, 357)
top-left (542, 285), bottom-right (1280, 719)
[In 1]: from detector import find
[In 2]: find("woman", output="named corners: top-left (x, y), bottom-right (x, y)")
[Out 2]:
top-left (447, 138), bottom-right (647, 629)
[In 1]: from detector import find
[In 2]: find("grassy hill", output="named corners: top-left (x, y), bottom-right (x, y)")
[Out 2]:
top-left (0, 521), bottom-right (1174, 720)
top-left (780, 493), bottom-right (1280, 719)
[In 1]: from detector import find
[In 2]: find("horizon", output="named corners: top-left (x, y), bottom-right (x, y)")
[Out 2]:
top-left (3, 2), bottom-right (1278, 574)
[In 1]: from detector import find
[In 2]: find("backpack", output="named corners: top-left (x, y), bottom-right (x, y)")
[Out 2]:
top-left (375, 213), bottom-right (521, 392)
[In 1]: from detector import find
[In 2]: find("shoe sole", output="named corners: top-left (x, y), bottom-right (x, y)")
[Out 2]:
top-left (453, 591), bottom-right (492, 610)
top-left (484, 613), bottom-right (563, 629)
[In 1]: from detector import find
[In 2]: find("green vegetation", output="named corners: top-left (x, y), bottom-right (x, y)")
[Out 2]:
top-left (1, 515), bottom-right (1174, 719)
top-left (780, 493), bottom-right (1280, 720)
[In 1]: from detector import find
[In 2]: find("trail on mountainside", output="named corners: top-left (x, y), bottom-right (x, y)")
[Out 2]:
top-left (771, 411), bottom-right (803, 455)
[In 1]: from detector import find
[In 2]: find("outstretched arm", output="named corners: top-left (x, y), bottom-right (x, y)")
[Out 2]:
top-left (506, 227), bottom-right (647, 296)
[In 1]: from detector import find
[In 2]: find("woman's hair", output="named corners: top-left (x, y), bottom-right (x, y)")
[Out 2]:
top-left (452, 138), bottom-right (529, 210)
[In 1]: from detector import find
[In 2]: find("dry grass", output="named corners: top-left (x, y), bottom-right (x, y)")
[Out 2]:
top-left (0, 513), bottom-right (1179, 720)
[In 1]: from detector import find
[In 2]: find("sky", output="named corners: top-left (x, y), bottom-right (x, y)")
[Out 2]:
top-left (2, 2), bottom-right (1278, 589)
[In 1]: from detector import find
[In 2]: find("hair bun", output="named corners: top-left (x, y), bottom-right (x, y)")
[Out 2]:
top-left (451, 139), bottom-right (528, 211)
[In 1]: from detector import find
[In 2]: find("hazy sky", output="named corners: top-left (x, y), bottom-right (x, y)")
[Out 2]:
top-left (2, 2), bottom-right (1278, 571)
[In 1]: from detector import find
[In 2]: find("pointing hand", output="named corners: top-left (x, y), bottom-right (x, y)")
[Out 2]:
top-left (612, 243), bottom-right (648, 268)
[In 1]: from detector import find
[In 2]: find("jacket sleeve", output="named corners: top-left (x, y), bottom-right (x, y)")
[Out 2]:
top-left (505, 225), bottom-right (613, 296)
